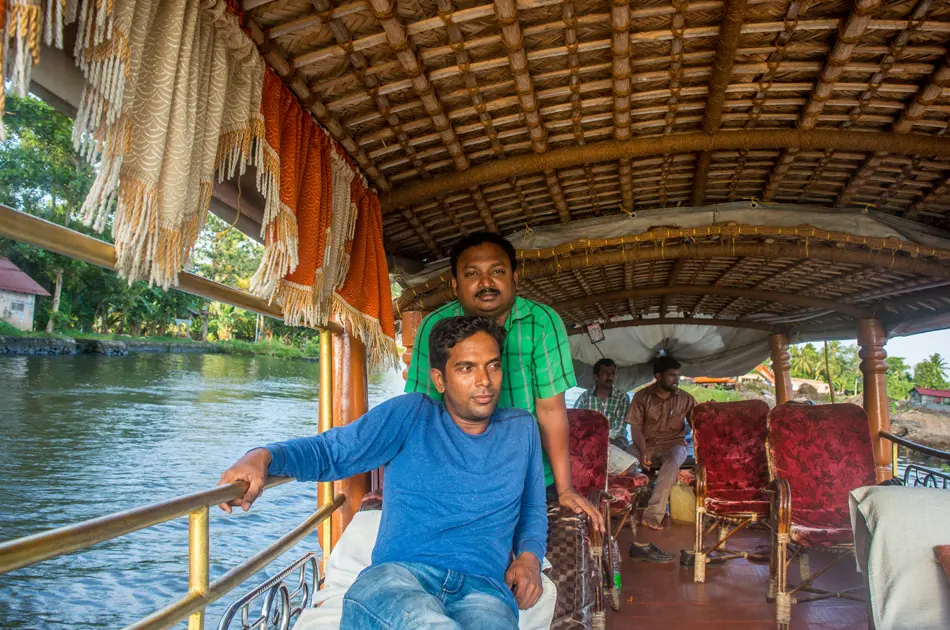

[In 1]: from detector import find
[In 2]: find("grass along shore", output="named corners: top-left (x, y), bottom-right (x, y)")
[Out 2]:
top-left (0, 322), bottom-right (320, 360)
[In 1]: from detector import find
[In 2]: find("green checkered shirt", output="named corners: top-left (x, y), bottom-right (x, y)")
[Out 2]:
top-left (574, 387), bottom-right (631, 443)
top-left (404, 296), bottom-right (577, 486)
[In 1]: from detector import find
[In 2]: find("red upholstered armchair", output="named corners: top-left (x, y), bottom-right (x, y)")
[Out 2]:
top-left (766, 403), bottom-right (877, 628)
top-left (567, 409), bottom-right (649, 617)
top-left (692, 399), bottom-right (771, 583)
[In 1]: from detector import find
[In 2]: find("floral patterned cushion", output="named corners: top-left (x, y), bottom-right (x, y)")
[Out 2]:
top-left (789, 523), bottom-right (854, 547)
top-left (677, 469), bottom-right (697, 486)
top-left (607, 472), bottom-right (649, 511)
top-left (693, 400), bottom-right (770, 498)
top-left (610, 472), bottom-right (650, 490)
top-left (607, 486), bottom-right (632, 510)
top-left (767, 403), bottom-right (877, 548)
top-left (704, 488), bottom-right (770, 517)
top-left (567, 409), bottom-right (609, 497)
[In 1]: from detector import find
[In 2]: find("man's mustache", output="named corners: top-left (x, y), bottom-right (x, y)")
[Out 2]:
top-left (475, 287), bottom-right (500, 299)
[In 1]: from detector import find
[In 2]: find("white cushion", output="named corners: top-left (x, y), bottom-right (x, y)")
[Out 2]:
top-left (850, 486), bottom-right (950, 630)
top-left (294, 511), bottom-right (556, 630)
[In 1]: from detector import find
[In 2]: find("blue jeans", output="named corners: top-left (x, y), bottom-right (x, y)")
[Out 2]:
top-left (341, 561), bottom-right (519, 630)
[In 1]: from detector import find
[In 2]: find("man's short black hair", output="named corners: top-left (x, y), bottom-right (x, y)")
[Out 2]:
top-left (593, 358), bottom-right (616, 375)
top-left (449, 232), bottom-right (519, 278)
top-left (653, 355), bottom-right (681, 376)
top-left (429, 316), bottom-right (507, 373)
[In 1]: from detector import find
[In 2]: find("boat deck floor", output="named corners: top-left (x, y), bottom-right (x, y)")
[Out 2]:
top-left (609, 519), bottom-right (868, 629)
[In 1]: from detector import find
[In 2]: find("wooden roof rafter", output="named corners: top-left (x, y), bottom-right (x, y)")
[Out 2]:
top-left (692, 0), bottom-right (747, 207)
top-left (610, 0), bottom-right (634, 211)
top-left (798, 0), bottom-right (883, 132)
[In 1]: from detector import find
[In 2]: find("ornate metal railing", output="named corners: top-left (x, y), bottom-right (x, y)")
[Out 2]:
top-left (218, 552), bottom-right (322, 630)
top-left (0, 477), bottom-right (345, 630)
top-left (880, 431), bottom-right (950, 489)
top-left (902, 464), bottom-right (950, 489)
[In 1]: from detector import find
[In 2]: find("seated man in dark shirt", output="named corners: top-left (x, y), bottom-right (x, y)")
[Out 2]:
top-left (217, 316), bottom-right (547, 630)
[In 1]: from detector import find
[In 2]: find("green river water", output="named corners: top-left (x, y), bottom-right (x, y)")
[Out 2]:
top-left (0, 353), bottom-right (407, 629)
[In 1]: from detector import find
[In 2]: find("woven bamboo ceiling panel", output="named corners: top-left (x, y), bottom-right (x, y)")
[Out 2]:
top-left (244, 0), bottom-right (950, 262)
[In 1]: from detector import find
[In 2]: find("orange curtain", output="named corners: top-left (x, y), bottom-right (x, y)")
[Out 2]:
top-left (254, 69), bottom-right (396, 370)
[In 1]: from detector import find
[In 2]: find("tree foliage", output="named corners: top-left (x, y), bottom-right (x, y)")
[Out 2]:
top-left (788, 341), bottom-right (926, 402)
top-left (913, 353), bottom-right (949, 390)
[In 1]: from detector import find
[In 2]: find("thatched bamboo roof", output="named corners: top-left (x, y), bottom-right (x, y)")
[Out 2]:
top-left (236, 0), bottom-right (950, 338)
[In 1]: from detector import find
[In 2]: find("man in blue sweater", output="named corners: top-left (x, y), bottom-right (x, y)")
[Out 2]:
top-left (218, 316), bottom-right (547, 629)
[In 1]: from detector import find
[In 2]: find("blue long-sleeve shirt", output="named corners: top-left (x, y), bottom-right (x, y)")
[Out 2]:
top-left (264, 393), bottom-right (547, 611)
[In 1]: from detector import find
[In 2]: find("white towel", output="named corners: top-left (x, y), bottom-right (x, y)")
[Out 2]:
top-left (849, 485), bottom-right (950, 630)
top-left (294, 511), bottom-right (556, 630)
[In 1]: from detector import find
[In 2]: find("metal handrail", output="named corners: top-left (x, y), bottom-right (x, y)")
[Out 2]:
top-left (0, 476), bottom-right (288, 574)
top-left (879, 431), bottom-right (950, 461)
top-left (0, 476), bottom-right (346, 630)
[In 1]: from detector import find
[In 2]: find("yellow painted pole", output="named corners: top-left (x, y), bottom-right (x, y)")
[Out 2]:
top-left (892, 441), bottom-right (899, 479)
top-left (318, 330), bottom-right (334, 565)
top-left (187, 507), bottom-right (210, 630)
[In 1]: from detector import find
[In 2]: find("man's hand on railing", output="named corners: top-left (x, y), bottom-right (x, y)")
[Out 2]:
top-left (217, 448), bottom-right (273, 513)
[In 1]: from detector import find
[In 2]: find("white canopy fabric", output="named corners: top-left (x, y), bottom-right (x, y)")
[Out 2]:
top-left (569, 319), bottom-right (771, 391)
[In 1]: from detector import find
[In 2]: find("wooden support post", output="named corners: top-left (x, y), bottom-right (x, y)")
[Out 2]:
top-left (317, 330), bottom-right (334, 562)
top-left (769, 333), bottom-right (793, 405)
top-left (858, 318), bottom-right (892, 482)
top-left (331, 331), bottom-right (371, 547)
top-left (400, 311), bottom-right (428, 381)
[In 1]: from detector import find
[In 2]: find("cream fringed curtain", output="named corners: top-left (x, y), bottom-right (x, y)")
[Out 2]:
top-left (72, 0), bottom-right (266, 288)
top-left (0, 0), bottom-right (80, 138)
top-left (0, 0), bottom-right (266, 286)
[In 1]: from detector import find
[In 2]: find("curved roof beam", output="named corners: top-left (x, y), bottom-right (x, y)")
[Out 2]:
top-left (552, 285), bottom-right (871, 319)
top-left (565, 317), bottom-right (778, 335)
top-left (381, 129), bottom-right (950, 210)
top-left (398, 240), bottom-right (950, 311)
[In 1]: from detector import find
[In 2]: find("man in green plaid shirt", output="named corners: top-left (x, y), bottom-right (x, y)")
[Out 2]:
top-left (573, 358), bottom-right (640, 475)
top-left (573, 359), bottom-right (630, 442)
top-left (405, 232), bottom-right (604, 532)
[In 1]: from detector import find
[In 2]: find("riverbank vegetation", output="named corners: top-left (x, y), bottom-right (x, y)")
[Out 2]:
top-left (786, 341), bottom-right (947, 401)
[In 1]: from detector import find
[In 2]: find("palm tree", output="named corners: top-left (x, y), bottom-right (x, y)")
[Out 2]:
top-left (790, 343), bottom-right (821, 379)
top-left (929, 353), bottom-right (948, 378)
top-left (913, 353), bottom-right (949, 390)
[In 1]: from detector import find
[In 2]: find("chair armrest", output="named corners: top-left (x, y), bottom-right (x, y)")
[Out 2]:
top-left (586, 489), bottom-right (608, 553)
top-left (695, 465), bottom-right (707, 505)
top-left (766, 478), bottom-right (792, 535)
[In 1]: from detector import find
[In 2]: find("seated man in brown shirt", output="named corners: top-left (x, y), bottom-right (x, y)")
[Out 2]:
top-left (624, 355), bottom-right (696, 531)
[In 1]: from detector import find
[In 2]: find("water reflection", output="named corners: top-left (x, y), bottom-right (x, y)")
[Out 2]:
top-left (0, 354), bottom-right (406, 629)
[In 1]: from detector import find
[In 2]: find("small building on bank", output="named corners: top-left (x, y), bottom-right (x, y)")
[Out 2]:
top-left (0, 257), bottom-right (50, 331)
top-left (909, 386), bottom-right (950, 409)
